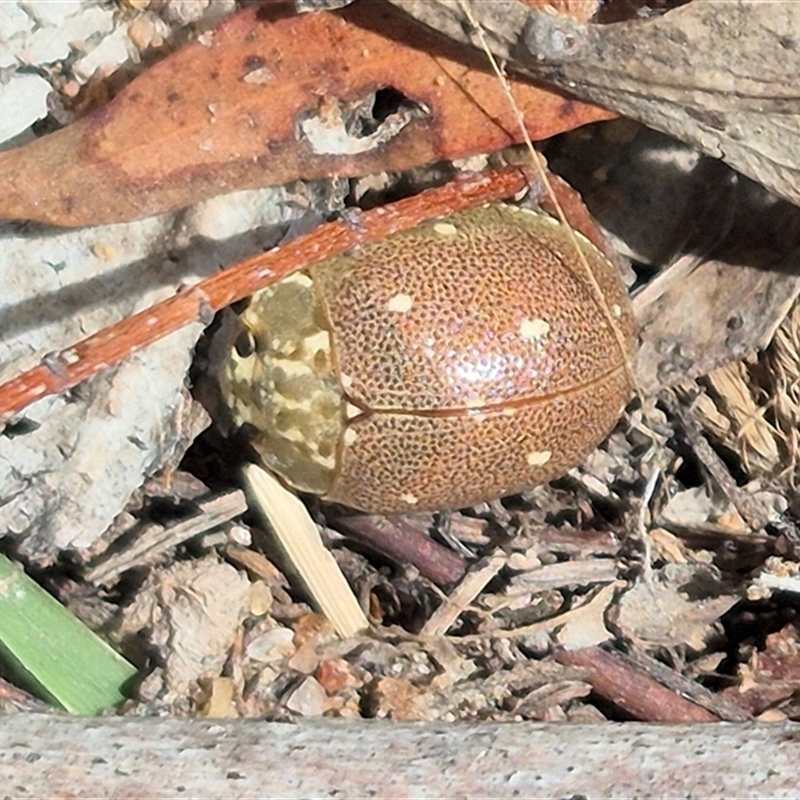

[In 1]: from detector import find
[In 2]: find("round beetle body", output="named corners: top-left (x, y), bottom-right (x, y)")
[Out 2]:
top-left (221, 204), bottom-right (635, 512)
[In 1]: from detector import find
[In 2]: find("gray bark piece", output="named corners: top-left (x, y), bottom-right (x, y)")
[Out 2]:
top-left (0, 183), bottom-right (346, 560)
top-left (0, 214), bottom-right (196, 557)
top-left (388, 1), bottom-right (800, 209)
top-left (1, 714), bottom-right (799, 798)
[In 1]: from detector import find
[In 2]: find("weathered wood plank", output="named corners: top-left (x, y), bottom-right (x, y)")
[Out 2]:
top-left (1, 715), bottom-right (798, 798)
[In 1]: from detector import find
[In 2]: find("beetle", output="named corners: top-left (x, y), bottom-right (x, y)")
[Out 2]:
top-left (219, 202), bottom-right (636, 513)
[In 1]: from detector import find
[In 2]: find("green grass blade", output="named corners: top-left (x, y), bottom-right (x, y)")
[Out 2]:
top-left (0, 554), bottom-right (137, 714)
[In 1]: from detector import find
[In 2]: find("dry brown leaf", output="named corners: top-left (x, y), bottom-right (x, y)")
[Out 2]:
top-left (0, 1), bottom-right (610, 227)
top-left (633, 246), bottom-right (800, 396)
top-left (614, 564), bottom-right (738, 653)
top-left (391, 1), bottom-right (800, 209)
top-left (723, 626), bottom-right (800, 716)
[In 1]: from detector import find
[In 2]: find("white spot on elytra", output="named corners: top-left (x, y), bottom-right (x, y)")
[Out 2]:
top-left (612, 304), bottom-right (622, 317)
top-left (519, 318), bottom-right (550, 341)
top-left (386, 293), bottom-right (414, 313)
top-left (340, 373), bottom-right (354, 390)
top-left (464, 396), bottom-right (486, 409)
top-left (527, 450), bottom-right (552, 467)
top-left (345, 402), bottom-right (362, 420)
top-left (344, 427), bottom-right (358, 446)
top-left (433, 221), bottom-right (458, 236)
top-left (401, 492), bottom-right (418, 505)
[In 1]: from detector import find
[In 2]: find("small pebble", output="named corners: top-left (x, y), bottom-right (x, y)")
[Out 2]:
top-left (247, 581), bottom-right (273, 617)
top-left (16, 5), bottom-right (115, 66)
top-left (315, 658), bottom-right (363, 694)
top-left (19, 0), bottom-right (81, 27)
top-left (0, 73), bottom-right (51, 144)
top-left (0, 3), bottom-right (34, 42)
top-left (127, 12), bottom-right (170, 52)
top-left (285, 676), bottom-right (326, 717)
top-left (245, 626), bottom-right (295, 663)
top-left (73, 26), bottom-right (134, 83)
top-left (162, 0), bottom-right (209, 25)
top-left (287, 643), bottom-right (319, 675)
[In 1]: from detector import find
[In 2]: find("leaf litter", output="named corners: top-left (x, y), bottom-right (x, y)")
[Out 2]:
top-left (0, 0), bottom-right (609, 226)
top-left (3, 0), bottom-right (800, 726)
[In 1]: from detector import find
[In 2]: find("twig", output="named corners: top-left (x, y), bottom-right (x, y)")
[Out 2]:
top-left (554, 645), bottom-right (719, 722)
top-left (242, 464), bottom-right (369, 638)
top-left (617, 648), bottom-right (750, 722)
top-left (84, 490), bottom-right (248, 585)
top-left (0, 166), bottom-right (532, 423)
top-left (638, 466), bottom-right (661, 586)
top-left (420, 553), bottom-right (505, 637)
top-left (332, 514), bottom-right (467, 587)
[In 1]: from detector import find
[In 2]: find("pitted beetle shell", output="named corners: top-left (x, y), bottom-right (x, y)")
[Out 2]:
top-left (220, 204), bottom-right (635, 513)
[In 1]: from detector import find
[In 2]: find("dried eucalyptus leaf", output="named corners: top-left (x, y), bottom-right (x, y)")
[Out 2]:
top-left (389, 0), bottom-right (800, 208)
top-left (634, 245), bottom-right (800, 396)
top-left (615, 564), bottom-right (738, 652)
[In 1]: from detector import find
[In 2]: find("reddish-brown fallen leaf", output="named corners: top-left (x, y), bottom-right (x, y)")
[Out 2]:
top-left (0, 1), bottom-right (611, 227)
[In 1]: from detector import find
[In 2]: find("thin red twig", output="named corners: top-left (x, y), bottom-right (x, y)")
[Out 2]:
top-left (0, 166), bottom-right (533, 422)
top-left (332, 513), bottom-right (467, 587)
top-left (554, 646), bottom-right (719, 723)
